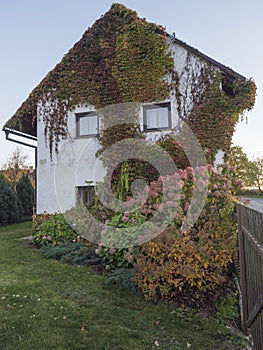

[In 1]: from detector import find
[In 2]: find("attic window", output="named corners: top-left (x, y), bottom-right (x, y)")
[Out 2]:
top-left (221, 77), bottom-right (235, 98)
top-left (143, 103), bottom-right (171, 131)
top-left (76, 113), bottom-right (99, 137)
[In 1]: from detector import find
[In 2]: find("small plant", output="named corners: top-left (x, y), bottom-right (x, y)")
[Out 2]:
top-left (105, 268), bottom-right (138, 292)
top-left (32, 213), bottom-right (77, 246)
top-left (40, 242), bottom-right (84, 260)
top-left (39, 241), bottom-right (98, 266)
top-left (97, 245), bottom-right (131, 270)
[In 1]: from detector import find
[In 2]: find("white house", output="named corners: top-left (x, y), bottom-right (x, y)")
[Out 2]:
top-left (3, 4), bottom-right (256, 215)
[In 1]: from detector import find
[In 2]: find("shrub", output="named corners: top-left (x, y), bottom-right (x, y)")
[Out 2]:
top-left (132, 164), bottom-right (238, 306)
top-left (97, 245), bottom-right (130, 270)
top-left (16, 173), bottom-right (34, 220)
top-left (0, 177), bottom-right (20, 224)
top-left (32, 212), bottom-right (77, 246)
top-left (105, 268), bottom-right (138, 292)
top-left (64, 204), bottom-right (103, 244)
top-left (39, 241), bottom-right (98, 265)
top-left (40, 242), bottom-right (84, 260)
top-left (61, 245), bottom-right (98, 265)
top-left (96, 211), bottom-right (146, 270)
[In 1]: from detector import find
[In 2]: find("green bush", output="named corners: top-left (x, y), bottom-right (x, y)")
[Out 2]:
top-left (40, 242), bottom-right (84, 260)
top-left (0, 177), bottom-right (20, 224)
top-left (96, 211), bottom-right (146, 270)
top-left (64, 204), bottom-right (103, 243)
top-left (97, 245), bottom-right (131, 270)
top-left (39, 241), bottom-right (98, 265)
top-left (32, 213), bottom-right (77, 246)
top-left (105, 268), bottom-right (138, 292)
top-left (16, 173), bottom-right (34, 220)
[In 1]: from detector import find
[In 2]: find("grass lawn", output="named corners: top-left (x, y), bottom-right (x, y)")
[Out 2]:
top-left (0, 222), bottom-right (250, 350)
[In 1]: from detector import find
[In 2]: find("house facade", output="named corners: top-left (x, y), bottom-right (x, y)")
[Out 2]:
top-left (3, 4), bottom-right (256, 214)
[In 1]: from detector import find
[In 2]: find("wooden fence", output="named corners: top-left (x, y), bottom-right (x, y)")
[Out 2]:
top-left (236, 203), bottom-right (263, 350)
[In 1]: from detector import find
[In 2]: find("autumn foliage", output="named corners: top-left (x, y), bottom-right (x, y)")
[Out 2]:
top-left (98, 164), bottom-right (239, 306)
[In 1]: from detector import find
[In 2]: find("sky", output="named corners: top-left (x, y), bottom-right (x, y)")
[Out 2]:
top-left (0, 0), bottom-right (262, 166)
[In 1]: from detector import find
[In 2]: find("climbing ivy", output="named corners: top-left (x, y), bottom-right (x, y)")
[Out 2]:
top-left (186, 74), bottom-right (256, 157)
top-left (4, 3), bottom-right (256, 164)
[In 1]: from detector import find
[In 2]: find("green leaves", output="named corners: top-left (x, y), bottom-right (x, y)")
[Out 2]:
top-left (32, 213), bottom-right (77, 246)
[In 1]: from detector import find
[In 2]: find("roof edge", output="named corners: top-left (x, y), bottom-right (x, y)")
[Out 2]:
top-left (155, 27), bottom-right (246, 80)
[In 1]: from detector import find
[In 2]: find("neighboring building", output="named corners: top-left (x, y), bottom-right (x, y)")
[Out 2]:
top-left (3, 4), bottom-right (256, 214)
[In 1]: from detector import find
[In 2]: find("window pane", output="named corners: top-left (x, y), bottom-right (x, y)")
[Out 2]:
top-left (145, 105), bottom-right (170, 129)
top-left (156, 107), bottom-right (169, 128)
top-left (146, 109), bottom-right (158, 128)
top-left (78, 114), bottom-right (98, 136)
top-left (77, 186), bottom-right (95, 206)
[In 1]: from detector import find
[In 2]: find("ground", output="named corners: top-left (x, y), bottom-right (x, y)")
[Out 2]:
top-left (0, 222), bottom-right (251, 350)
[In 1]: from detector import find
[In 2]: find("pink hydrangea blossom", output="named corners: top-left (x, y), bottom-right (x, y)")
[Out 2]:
top-left (122, 216), bottom-right (129, 223)
top-left (109, 247), bottom-right (116, 255)
top-left (184, 202), bottom-right (190, 211)
top-left (207, 164), bottom-right (213, 172)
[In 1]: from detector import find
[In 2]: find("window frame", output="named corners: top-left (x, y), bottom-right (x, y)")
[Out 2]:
top-left (143, 102), bottom-right (171, 132)
top-left (76, 186), bottom-right (95, 206)
top-left (76, 112), bottom-right (99, 138)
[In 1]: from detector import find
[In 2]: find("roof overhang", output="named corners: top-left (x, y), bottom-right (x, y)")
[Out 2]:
top-left (4, 127), bottom-right (37, 149)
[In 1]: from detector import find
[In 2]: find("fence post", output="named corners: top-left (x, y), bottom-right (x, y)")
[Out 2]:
top-left (237, 203), bottom-right (248, 331)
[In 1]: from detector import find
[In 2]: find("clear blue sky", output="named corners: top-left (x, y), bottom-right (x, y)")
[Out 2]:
top-left (0, 0), bottom-right (262, 166)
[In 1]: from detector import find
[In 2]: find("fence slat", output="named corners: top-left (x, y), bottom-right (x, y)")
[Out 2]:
top-left (236, 203), bottom-right (263, 350)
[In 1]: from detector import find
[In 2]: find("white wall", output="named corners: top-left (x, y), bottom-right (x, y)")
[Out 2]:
top-left (37, 104), bottom-right (105, 214)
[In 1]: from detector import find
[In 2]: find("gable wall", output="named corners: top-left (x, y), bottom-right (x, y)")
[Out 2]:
top-left (36, 42), bottom-right (219, 214)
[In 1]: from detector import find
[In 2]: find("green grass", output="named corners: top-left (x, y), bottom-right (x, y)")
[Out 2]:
top-left (0, 222), bottom-right (250, 350)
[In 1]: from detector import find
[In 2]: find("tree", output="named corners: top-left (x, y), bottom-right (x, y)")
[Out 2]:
top-left (228, 146), bottom-right (263, 193)
top-left (16, 173), bottom-right (35, 219)
top-left (227, 146), bottom-right (254, 186)
top-left (2, 148), bottom-right (29, 185)
top-left (0, 177), bottom-right (20, 224)
top-left (249, 157), bottom-right (263, 194)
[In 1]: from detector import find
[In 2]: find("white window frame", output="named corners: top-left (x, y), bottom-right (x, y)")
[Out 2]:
top-left (76, 112), bottom-right (99, 137)
top-left (143, 102), bottom-right (171, 131)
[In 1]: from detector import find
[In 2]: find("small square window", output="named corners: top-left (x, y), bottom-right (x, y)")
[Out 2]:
top-left (76, 113), bottom-right (98, 137)
top-left (143, 103), bottom-right (171, 131)
top-left (77, 186), bottom-right (95, 206)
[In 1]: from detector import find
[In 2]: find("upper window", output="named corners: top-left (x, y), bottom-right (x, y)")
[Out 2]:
top-left (143, 103), bottom-right (171, 131)
top-left (76, 113), bottom-right (99, 137)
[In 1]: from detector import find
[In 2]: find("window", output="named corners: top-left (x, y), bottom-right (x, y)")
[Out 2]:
top-left (221, 76), bottom-right (235, 98)
top-left (76, 113), bottom-right (98, 137)
top-left (77, 186), bottom-right (95, 206)
top-left (143, 103), bottom-right (171, 131)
